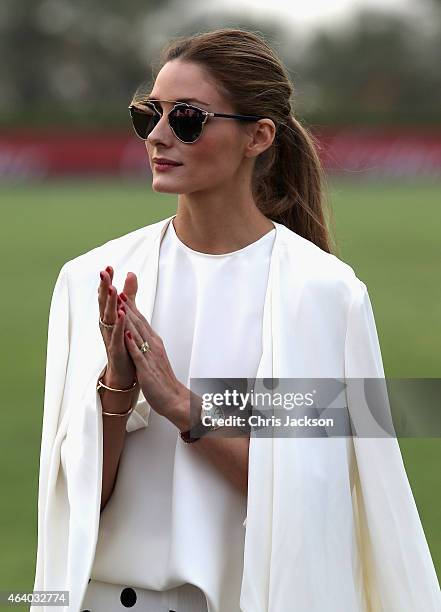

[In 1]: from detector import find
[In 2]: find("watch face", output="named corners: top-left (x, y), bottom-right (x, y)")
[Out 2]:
top-left (201, 404), bottom-right (224, 430)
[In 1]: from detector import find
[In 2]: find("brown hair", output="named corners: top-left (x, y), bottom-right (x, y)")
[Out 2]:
top-left (136, 28), bottom-right (338, 255)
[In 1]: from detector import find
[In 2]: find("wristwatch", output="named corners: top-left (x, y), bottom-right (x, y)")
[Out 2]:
top-left (180, 402), bottom-right (226, 444)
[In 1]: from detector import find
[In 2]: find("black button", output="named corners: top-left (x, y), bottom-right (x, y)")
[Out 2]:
top-left (120, 587), bottom-right (137, 607)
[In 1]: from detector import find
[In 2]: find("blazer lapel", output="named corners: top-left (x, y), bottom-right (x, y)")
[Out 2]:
top-left (136, 215), bottom-right (176, 323)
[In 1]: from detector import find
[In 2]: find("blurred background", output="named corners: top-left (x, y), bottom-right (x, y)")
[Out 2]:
top-left (1, 0), bottom-right (440, 602)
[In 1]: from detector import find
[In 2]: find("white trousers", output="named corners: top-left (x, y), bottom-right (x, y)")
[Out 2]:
top-left (80, 579), bottom-right (208, 612)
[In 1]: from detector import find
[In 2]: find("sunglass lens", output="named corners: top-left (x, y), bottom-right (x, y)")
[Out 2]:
top-left (129, 104), bottom-right (159, 140)
top-left (169, 105), bottom-right (204, 143)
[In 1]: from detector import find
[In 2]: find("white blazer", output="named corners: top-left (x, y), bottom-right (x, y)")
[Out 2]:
top-left (32, 214), bottom-right (441, 612)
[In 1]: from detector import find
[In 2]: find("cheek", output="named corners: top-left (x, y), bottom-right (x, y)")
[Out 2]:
top-left (186, 129), bottom-right (240, 173)
top-left (186, 134), bottom-right (217, 163)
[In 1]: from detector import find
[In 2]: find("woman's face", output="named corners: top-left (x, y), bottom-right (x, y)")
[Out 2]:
top-left (144, 59), bottom-right (254, 195)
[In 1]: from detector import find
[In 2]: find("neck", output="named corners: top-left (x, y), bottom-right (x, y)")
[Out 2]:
top-left (174, 188), bottom-right (274, 255)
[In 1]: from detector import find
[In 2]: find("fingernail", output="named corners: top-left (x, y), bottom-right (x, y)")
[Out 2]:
top-left (100, 272), bottom-right (105, 281)
top-left (120, 305), bottom-right (126, 313)
top-left (117, 310), bottom-right (123, 319)
top-left (108, 287), bottom-right (113, 296)
top-left (126, 331), bottom-right (132, 340)
top-left (120, 292), bottom-right (128, 302)
top-left (106, 266), bottom-right (113, 274)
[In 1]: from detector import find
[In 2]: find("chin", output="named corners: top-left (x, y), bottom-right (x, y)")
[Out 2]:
top-left (151, 180), bottom-right (182, 194)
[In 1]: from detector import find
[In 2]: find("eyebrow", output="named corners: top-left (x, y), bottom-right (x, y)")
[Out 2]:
top-left (145, 96), bottom-right (210, 106)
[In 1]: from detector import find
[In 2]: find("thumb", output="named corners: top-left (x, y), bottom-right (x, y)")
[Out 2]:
top-left (123, 272), bottom-right (138, 304)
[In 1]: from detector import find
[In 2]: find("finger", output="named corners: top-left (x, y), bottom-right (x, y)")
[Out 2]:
top-left (103, 285), bottom-right (118, 325)
top-left (119, 301), bottom-right (146, 340)
top-left (119, 296), bottom-right (147, 333)
top-left (120, 292), bottom-right (156, 338)
top-left (123, 313), bottom-right (145, 348)
top-left (110, 308), bottom-right (126, 351)
top-left (98, 266), bottom-right (114, 298)
top-left (123, 272), bottom-right (138, 304)
top-left (124, 330), bottom-right (149, 370)
top-left (105, 265), bottom-right (114, 284)
top-left (98, 270), bottom-right (111, 319)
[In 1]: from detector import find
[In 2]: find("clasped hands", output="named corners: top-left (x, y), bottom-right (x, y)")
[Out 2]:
top-left (98, 265), bottom-right (189, 427)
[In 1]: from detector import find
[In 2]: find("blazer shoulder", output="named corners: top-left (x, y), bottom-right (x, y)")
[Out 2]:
top-left (277, 222), bottom-right (362, 290)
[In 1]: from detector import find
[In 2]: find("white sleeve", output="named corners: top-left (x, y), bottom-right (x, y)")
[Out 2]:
top-left (345, 279), bottom-right (441, 611)
top-left (32, 262), bottom-right (152, 612)
top-left (344, 279), bottom-right (385, 379)
top-left (32, 263), bottom-right (71, 598)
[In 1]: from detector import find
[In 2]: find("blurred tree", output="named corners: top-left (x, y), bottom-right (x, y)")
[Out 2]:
top-left (0, 2), bottom-right (292, 128)
top-left (0, 0), bottom-right (171, 128)
top-left (297, 8), bottom-right (441, 126)
top-left (0, 2), bottom-right (439, 128)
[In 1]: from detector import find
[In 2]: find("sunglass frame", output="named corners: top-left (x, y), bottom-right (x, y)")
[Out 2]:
top-left (128, 99), bottom-right (268, 144)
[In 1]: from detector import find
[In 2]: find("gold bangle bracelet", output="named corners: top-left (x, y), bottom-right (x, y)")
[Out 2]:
top-left (96, 377), bottom-right (138, 393)
top-left (96, 375), bottom-right (138, 418)
top-left (102, 405), bottom-right (135, 418)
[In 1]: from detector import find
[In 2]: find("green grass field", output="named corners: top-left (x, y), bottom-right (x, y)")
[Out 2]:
top-left (0, 177), bottom-right (440, 600)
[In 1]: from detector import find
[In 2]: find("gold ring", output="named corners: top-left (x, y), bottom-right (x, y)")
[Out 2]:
top-left (99, 316), bottom-right (115, 329)
top-left (139, 341), bottom-right (151, 353)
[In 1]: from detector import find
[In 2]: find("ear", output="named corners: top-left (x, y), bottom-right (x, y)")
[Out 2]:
top-left (244, 118), bottom-right (276, 159)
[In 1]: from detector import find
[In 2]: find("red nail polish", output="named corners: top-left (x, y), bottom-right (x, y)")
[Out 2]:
top-left (108, 287), bottom-right (113, 296)
top-left (120, 292), bottom-right (128, 302)
top-left (127, 331), bottom-right (132, 340)
top-left (117, 310), bottom-right (123, 318)
top-left (106, 266), bottom-right (113, 274)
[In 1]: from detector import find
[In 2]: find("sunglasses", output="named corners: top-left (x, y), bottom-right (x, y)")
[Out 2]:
top-left (128, 99), bottom-right (268, 144)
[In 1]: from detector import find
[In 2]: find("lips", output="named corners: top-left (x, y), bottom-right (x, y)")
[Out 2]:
top-left (153, 159), bottom-right (182, 166)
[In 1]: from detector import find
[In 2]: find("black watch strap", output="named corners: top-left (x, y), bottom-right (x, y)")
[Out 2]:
top-left (179, 417), bottom-right (214, 444)
top-left (179, 428), bottom-right (201, 444)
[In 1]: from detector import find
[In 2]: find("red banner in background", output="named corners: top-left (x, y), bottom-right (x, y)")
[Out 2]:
top-left (1, 128), bottom-right (441, 180)
top-left (0, 131), bottom-right (147, 180)
top-left (319, 128), bottom-right (441, 178)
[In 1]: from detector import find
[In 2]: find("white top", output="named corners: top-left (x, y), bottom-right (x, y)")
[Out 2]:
top-left (90, 216), bottom-right (276, 611)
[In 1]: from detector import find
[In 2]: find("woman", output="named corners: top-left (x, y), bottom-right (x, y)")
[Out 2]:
top-left (32, 29), bottom-right (440, 612)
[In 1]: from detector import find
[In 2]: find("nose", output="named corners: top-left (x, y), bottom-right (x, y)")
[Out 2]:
top-left (147, 107), bottom-right (174, 145)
